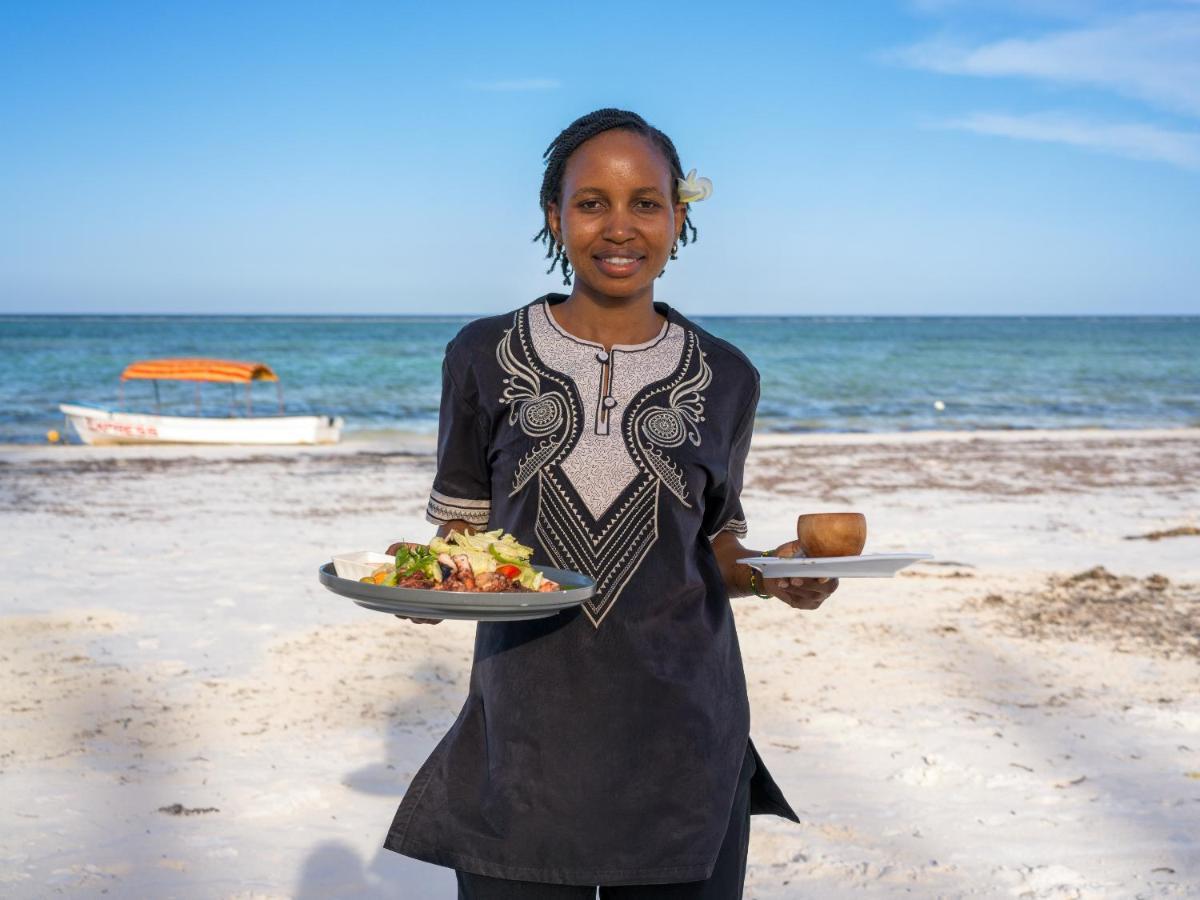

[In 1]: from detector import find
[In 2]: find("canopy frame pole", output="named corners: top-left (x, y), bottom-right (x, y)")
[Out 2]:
top-left (229, 383), bottom-right (236, 416)
top-left (195, 381), bottom-right (201, 415)
top-left (119, 380), bottom-right (125, 410)
top-left (276, 382), bottom-right (284, 414)
top-left (245, 382), bottom-right (252, 416)
top-left (154, 381), bottom-right (161, 414)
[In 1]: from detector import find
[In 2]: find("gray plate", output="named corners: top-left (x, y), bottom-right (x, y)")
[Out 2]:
top-left (318, 562), bottom-right (594, 621)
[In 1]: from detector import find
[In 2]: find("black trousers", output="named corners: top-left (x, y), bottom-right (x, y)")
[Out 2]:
top-left (455, 746), bottom-right (755, 900)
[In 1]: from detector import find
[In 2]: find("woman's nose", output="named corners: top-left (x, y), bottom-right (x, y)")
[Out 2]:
top-left (602, 204), bottom-right (636, 241)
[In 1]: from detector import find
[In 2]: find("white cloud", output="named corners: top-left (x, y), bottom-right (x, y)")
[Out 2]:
top-left (894, 10), bottom-right (1200, 119)
top-left (906, 0), bottom-right (1073, 17)
top-left (906, 0), bottom-right (1178, 19)
top-left (944, 110), bottom-right (1200, 169)
top-left (466, 78), bottom-right (561, 92)
top-left (891, 4), bottom-right (1200, 170)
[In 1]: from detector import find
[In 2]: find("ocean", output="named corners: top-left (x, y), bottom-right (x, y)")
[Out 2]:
top-left (1, 314), bottom-right (1197, 444)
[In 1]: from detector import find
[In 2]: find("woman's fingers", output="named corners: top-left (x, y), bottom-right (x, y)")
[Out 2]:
top-left (772, 540), bottom-right (805, 560)
top-left (766, 576), bottom-right (839, 611)
top-left (767, 576), bottom-right (833, 590)
top-left (394, 614), bottom-right (444, 625)
top-left (765, 577), bottom-right (835, 591)
top-left (782, 594), bottom-right (824, 610)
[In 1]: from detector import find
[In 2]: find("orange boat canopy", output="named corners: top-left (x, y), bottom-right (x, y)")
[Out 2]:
top-left (120, 359), bottom-right (279, 384)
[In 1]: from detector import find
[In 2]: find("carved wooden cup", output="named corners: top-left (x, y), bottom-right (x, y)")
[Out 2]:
top-left (796, 512), bottom-right (867, 558)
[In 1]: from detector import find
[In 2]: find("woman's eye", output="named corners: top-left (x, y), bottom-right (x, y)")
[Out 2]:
top-left (636, 200), bottom-right (661, 210)
top-left (578, 200), bottom-right (603, 210)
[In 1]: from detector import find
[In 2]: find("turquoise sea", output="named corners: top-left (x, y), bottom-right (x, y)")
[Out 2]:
top-left (1, 315), bottom-right (1197, 444)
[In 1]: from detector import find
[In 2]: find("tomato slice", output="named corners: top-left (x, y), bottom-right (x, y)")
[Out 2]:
top-left (496, 564), bottom-right (521, 579)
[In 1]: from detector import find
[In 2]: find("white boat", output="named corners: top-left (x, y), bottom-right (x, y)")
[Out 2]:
top-left (59, 358), bottom-right (343, 446)
top-left (59, 403), bottom-right (342, 445)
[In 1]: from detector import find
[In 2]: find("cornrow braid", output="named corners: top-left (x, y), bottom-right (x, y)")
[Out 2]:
top-left (533, 108), bottom-right (698, 285)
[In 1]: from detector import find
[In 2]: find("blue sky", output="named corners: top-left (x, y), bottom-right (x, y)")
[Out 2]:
top-left (2, 0), bottom-right (1198, 315)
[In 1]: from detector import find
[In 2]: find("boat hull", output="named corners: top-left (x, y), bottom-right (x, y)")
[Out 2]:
top-left (59, 404), bottom-right (343, 446)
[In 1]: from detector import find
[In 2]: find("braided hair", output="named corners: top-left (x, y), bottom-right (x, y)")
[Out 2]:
top-left (534, 108), bottom-right (698, 285)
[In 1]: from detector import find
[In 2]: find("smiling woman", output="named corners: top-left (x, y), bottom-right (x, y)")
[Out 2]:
top-left (549, 128), bottom-right (681, 303)
top-left (534, 109), bottom-right (699, 292)
top-left (380, 108), bottom-right (837, 899)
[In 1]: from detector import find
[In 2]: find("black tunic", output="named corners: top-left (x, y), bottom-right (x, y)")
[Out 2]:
top-left (384, 294), bottom-right (798, 886)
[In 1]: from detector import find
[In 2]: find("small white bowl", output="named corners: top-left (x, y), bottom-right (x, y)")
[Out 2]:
top-left (332, 551), bottom-right (394, 581)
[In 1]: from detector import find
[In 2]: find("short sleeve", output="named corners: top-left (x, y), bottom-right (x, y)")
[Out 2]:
top-left (425, 353), bottom-right (492, 528)
top-left (701, 378), bottom-right (759, 541)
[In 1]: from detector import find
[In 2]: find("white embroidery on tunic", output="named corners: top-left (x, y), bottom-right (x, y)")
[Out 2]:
top-left (496, 310), bottom-right (577, 494)
top-left (426, 492), bottom-right (491, 527)
top-left (631, 341), bottom-right (711, 506)
top-left (707, 516), bottom-right (747, 541)
top-left (495, 302), bottom-right (708, 628)
top-left (430, 489), bottom-right (489, 509)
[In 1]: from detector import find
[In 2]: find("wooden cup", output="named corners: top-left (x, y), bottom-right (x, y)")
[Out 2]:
top-left (796, 512), bottom-right (867, 558)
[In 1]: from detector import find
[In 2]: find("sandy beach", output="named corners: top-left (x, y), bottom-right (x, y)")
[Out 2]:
top-left (2, 427), bottom-right (1198, 898)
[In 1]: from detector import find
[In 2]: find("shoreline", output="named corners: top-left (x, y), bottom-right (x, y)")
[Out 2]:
top-left (3, 424), bottom-right (1197, 461)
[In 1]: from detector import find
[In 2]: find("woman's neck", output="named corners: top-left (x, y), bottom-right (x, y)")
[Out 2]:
top-left (552, 287), bottom-right (667, 350)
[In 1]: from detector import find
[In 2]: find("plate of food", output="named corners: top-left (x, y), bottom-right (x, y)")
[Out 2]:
top-left (320, 529), bottom-right (594, 621)
top-left (737, 553), bottom-right (933, 579)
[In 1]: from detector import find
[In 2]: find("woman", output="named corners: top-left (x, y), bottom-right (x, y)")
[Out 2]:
top-left (385, 108), bottom-right (838, 898)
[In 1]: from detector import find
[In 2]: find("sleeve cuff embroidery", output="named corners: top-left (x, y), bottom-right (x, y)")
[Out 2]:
top-left (426, 490), bottom-right (491, 527)
top-left (707, 517), bottom-right (748, 541)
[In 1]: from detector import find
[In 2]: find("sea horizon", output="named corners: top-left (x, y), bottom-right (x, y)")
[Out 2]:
top-left (3, 314), bottom-right (1197, 444)
top-left (3, 312), bottom-right (1198, 320)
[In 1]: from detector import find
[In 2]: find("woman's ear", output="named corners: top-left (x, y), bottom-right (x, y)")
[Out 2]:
top-left (547, 201), bottom-right (562, 245)
top-left (675, 202), bottom-right (688, 242)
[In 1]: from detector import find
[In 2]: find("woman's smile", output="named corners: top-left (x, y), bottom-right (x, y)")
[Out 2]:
top-left (593, 250), bottom-right (646, 278)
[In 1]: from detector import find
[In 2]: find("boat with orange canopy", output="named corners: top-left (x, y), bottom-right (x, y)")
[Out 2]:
top-left (59, 358), bottom-right (343, 445)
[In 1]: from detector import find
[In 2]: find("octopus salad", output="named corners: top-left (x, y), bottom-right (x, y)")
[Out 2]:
top-left (361, 529), bottom-right (561, 594)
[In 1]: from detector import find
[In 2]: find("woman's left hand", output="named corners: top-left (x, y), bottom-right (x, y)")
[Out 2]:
top-left (762, 539), bottom-right (839, 610)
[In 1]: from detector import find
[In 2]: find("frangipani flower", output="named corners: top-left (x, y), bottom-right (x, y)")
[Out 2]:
top-left (677, 168), bottom-right (713, 203)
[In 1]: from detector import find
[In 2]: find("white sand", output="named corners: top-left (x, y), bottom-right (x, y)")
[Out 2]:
top-left (1, 428), bottom-right (1198, 898)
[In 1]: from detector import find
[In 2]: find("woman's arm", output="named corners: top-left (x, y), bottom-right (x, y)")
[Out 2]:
top-left (710, 531), bottom-right (758, 598)
top-left (436, 520), bottom-right (477, 539)
top-left (710, 531), bottom-right (838, 610)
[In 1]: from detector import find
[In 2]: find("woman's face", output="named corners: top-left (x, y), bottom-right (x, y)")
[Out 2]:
top-left (547, 128), bottom-right (687, 304)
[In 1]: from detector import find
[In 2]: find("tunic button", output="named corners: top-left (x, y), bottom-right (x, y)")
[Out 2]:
top-left (596, 351), bottom-right (609, 363)
top-left (602, 396), bottom-right (617, 409)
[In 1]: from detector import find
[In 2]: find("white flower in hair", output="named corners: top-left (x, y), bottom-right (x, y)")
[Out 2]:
top-left (677, 168), bottom-right (713, 203)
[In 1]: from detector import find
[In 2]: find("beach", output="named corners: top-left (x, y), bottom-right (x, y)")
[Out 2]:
top-left (2, 428), bottom-right (1199, 898)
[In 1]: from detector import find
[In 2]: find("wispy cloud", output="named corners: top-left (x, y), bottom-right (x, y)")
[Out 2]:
top-left (466, 78), bottom-right (561, 92)
top-left (895, 11), bottom-right (1200, 118)
top-left (890, 5), bottom-right (1200, 170)
top-left (905, 0), bottom-right (1177, 21)
top-left (943, 110), bottom-right (1200, 169)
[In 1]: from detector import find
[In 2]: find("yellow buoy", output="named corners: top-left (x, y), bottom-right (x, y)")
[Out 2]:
top-left (46, 429), bottom-right (61, 443)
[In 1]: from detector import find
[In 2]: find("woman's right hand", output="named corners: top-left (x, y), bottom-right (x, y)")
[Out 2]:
top-left (395, 615), bottom-right (443, 625)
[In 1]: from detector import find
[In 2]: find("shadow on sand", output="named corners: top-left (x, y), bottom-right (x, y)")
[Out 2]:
top-left (294, 657), bottom-right (466, 898)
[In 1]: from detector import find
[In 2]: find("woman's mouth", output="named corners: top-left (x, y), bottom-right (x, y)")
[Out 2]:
top-left (594, 254), bottom-right (645, 278)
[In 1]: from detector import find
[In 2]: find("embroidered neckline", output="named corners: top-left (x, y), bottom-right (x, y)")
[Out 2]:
top-left (541, 298), bottom-right (672, 353)
top-left (497, 304), bottom-right (706, 628)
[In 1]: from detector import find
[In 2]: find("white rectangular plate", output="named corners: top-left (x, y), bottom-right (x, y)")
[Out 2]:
top-left (737, 553), bottom-right (933, 579)
top-left (332, 551), bottom-right (395, 581)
